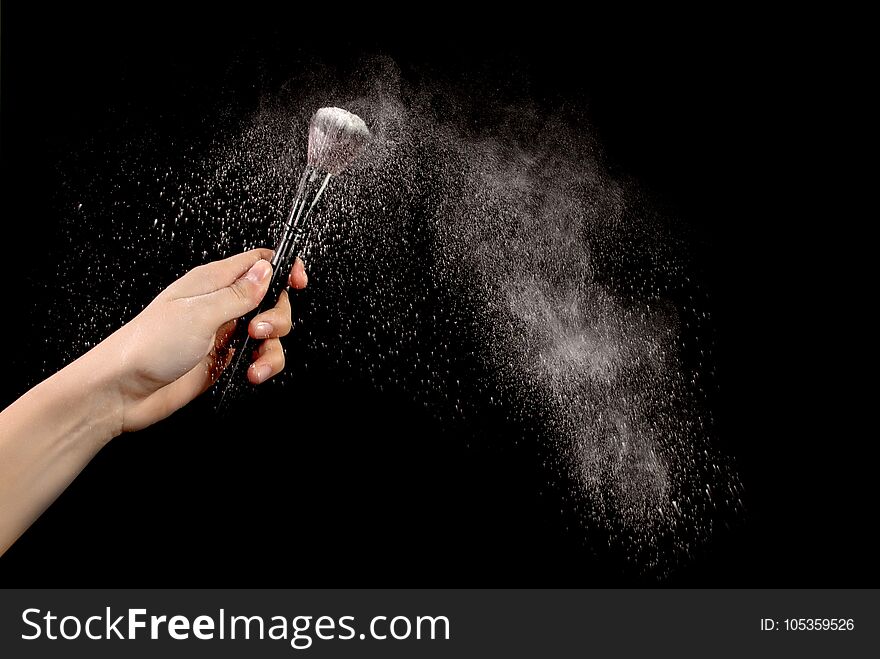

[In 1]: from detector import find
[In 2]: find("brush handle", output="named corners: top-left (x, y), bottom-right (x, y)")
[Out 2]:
top-left (216, 168), bottom-right (331, 411)
top-left (217, 244), bottom-right (300, 404)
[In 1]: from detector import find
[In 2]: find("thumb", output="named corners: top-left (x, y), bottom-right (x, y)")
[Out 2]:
top-left (198, 258), bottom-right (273, 325)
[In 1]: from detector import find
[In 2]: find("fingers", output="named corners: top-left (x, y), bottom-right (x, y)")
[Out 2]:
top-left (249, 290), bottom-right (291, 339)
top-left (171, 248), bottom-right (274, 298)
top-left (196, 258), bottom-right (273, 327)
top-left (289, 257), bottom-right (308, 290)
top-left (247, 257), bottom-right (306, 338)
top-left (248, 338), bottom-right (285, 384)
top-left (241, 257), bottom-right (307, 383)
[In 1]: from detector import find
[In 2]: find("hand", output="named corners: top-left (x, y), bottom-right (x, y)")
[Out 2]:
top-left (103, 248), bottom-right (307, 432)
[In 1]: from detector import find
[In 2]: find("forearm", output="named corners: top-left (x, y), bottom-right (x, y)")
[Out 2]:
top-left (0, 341), bottom-right (125, 555)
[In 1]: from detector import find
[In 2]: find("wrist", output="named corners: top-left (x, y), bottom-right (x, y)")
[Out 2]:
top-left (58, 334), bottom-right (130, 448)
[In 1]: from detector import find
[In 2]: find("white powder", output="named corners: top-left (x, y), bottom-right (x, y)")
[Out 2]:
top-left (49, 55), bottom-right (741, 577)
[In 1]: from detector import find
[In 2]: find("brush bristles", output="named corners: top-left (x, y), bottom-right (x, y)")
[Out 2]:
top-left (307, 107), bottom-right (370, 175)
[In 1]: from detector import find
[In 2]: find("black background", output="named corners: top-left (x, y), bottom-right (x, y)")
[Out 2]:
top-left (0, 3), bottom-right (871, 585)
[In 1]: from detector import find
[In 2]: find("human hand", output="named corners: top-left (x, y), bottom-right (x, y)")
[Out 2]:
top-left (0, 248), bottom-right (309, 553)
top-left (101, 248), bottom-right (307, 432)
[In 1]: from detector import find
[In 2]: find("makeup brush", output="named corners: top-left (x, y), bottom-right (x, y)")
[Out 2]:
top-left (217, 107), bottom-right (370, 409)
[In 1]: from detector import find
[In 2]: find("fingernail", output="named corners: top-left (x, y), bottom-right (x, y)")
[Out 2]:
top-left (245, 259), bottom-right (271, 284)
top-left (254, 321), bottom-right (273, 338)
top-left (250, 362), bottom-right (272, 384)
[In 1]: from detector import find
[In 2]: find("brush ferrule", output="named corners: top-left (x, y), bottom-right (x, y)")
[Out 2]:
top-left (271, 166), bottom-right (331, 269)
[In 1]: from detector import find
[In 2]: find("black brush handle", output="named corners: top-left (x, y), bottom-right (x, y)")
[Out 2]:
top-left (215, 236), bottom-right (301, 410)
top-left (216, 167), bottom-right (330, 411)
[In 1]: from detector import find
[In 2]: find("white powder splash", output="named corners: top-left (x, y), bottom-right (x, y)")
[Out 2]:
top-left (46, 55), bottom-right (741, 576)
